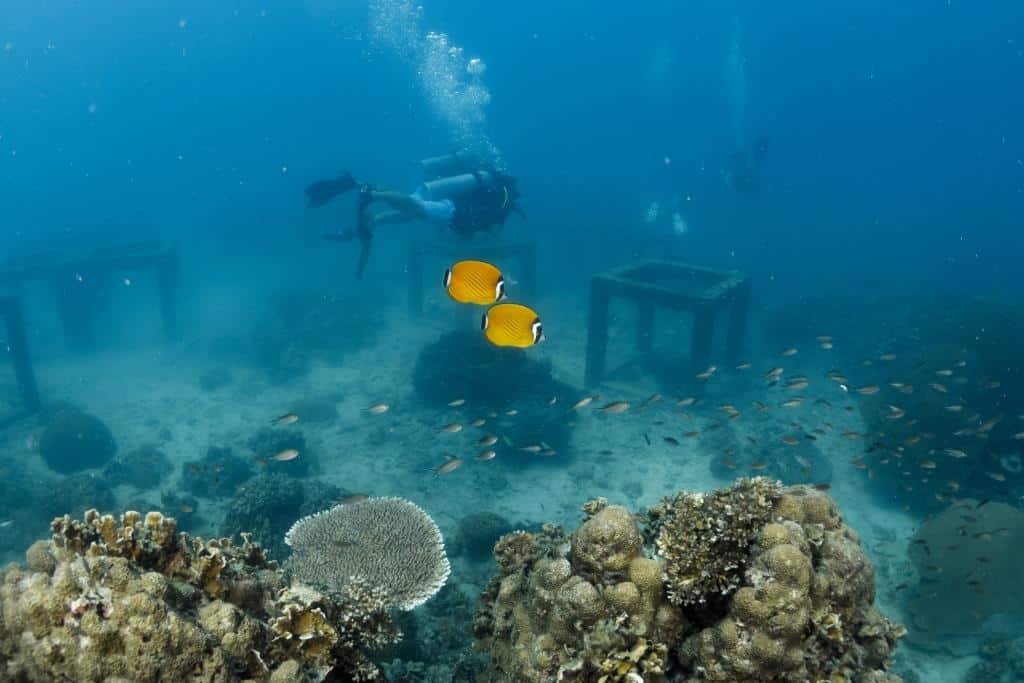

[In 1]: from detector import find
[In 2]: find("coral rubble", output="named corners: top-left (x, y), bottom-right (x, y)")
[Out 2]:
top-left (474, 480), bottom-right (903, 682)
top-left (0, 509), bottom-right (400, 682)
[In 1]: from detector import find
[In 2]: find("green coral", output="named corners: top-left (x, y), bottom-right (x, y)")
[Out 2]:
top-left (0, 509), bottom-right (401, 682)
top-left (652, 477), bottom-right (782, 606)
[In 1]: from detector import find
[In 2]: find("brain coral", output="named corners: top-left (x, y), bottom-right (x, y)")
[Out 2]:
top-left (285, 497), bottom-right (451, 610)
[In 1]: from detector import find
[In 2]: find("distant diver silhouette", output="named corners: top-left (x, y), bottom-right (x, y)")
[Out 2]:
top-left (729, 136), bottom-right (769, 197)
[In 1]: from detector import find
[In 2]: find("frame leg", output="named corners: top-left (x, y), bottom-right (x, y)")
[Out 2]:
top-left (158, 250), bottom-right (179, 341)
top-left (2, 299), bottom-right (40, 414)
top-left (691, 306), bottom-right (715, 376)
top-left (726, 279), bottom-right (751, 361)
top-left (519, 243), bottom-right (537, 301)
top-left (408, 242), bottom-right (424, 318)
top-left (635, 301), bottom-right (654, 354)
top-left (584, 281), bottom-right (610, 388)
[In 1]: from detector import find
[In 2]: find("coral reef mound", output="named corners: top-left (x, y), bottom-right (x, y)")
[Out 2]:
top-left (412, 330), bottom-right (577, 461)
top-left (286, 497), bottom-right (451, 611)
top-left (0, 509), bottom-right (401, 682)
top-left (474, 481), bottom-right (904, 682)
top-left (905, 500), bottom-right (1024, 649)
top-left (38, 407), bottom-right (117, 474)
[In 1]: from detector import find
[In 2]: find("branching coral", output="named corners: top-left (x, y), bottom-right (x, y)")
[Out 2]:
top-left (652, 477), bottom-right (782, 606)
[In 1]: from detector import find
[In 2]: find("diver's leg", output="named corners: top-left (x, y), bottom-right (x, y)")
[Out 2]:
top-left (368, 191), bottom-right (429, 220)
top-left (368, 209), bottom-right (417, 227)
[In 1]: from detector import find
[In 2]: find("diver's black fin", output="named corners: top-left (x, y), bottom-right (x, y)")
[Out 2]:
top-left (305, 172), bottom-right (357, 208)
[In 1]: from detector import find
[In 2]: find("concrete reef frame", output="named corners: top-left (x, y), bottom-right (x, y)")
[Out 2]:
top-left (0, 241), bottom-right (179, 351)
top-left (585, 261), bottom-right (751, 388)
top-left (0, 297), bottom-right (40, 427)
top-left (407, 239), bottom-right (536, 319)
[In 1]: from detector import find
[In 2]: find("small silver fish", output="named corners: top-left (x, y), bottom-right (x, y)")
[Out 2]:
top-left (600, 401), bottom-right (630, 414)
top-left (272, 413), bottom-right (299, 426)
top-left (781, 348), bottom-right (798, 357)
top-left (448, 399), bottom-right (466, 407)
top-left (571, 396), bottom-right (596, 410)
top-left (471, 418), bottom-right (487, 428)
top-left (439, 423), bottom-right (463, 434)
top-left (433, 457), bottom-right (463, 475)
top-left (476, 449), bottom-right (497, 461)
top-left (696, 365), bottom-right (718, 381)
top-left (367, 403), bottom-right (390, 414)
top-left (271, 449), bottom-right (300, 462)
top-left (477, 435), bottom-right (498, 447)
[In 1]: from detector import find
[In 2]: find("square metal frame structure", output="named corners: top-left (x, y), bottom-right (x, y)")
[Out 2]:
top-left (585, 261), bottom-right (751, 388)
top-left (0, 241), bottom-right (179, 351)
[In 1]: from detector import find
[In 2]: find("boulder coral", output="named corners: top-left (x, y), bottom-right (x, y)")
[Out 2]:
top-left (0, 509), bottom-right (400, 681)
top-left (38, 407), bottom-right (117, 474)
top-left (474, 481), bottom-right (904, 682)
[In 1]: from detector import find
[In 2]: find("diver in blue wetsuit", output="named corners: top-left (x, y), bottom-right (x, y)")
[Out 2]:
top-left (306, 155), bottom-right (522, 278)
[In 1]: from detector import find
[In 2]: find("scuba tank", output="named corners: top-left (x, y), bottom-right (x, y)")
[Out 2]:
top-left (419, 152), bottom-right (483, 181)
top-left (420, 171), bottom-right (499, 201)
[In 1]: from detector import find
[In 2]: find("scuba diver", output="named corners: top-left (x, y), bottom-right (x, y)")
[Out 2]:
top-left (305, 153), bottom-right (522, 279)
top-left (728, 136), bottom-right (769, 197)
